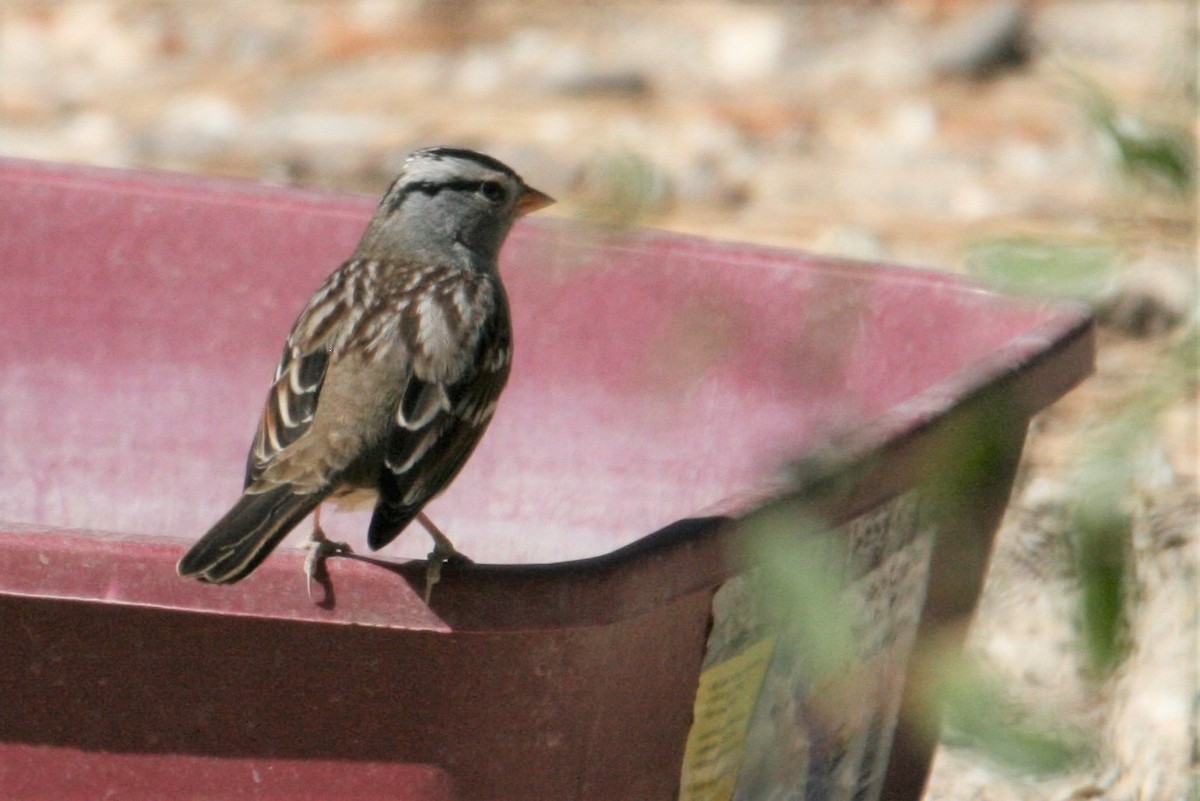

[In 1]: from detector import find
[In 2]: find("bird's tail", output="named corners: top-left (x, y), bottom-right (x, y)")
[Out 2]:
top-left (178, 485), bottom-right (325, 584)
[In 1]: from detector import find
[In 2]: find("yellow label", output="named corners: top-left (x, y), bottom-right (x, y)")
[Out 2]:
top-left (679, 638), bottom-right (775, 801)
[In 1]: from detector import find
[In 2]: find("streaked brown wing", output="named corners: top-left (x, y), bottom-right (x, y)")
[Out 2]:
top-left (244, 343), bottom-right (329, 489)
top-left (241, 263), bottom-right (360, 489)
top-left (366, 332), bottom-right (511, 550)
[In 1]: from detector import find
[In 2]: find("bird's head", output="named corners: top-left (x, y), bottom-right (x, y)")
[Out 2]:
top-left (359, 147), bottom-right (553, 262)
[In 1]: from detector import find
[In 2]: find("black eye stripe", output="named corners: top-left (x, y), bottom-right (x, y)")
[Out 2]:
top-left (411, 179), bottom-right (487, 196)
top-left (384, 179), bottom-right (508, 212)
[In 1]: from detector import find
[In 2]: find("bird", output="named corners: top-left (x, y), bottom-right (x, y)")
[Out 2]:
top-left (177, 146), bottom-right (553, 599)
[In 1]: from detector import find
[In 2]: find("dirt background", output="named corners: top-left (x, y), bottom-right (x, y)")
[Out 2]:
top-left (1, 2), bottom-right (1195, 799)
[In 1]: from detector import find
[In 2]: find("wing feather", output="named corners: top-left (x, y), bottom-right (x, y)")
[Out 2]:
top-left (241, 267), bottom-right (354, 489)
top-left (366, 313), bottom-right (511, 550)
top-left (245, 345), bottom-right (330, 488)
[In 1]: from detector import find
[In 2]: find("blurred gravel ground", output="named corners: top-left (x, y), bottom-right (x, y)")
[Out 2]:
top-left (1, 2), bottom-right (1195, 799)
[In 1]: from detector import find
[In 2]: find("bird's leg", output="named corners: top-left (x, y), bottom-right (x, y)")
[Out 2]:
top-left (416, 512), bottom-right (473, 603)
top-left (303, 505), bottom-right (353, 599)
top-left (417, 512), bottom-right (472, 563)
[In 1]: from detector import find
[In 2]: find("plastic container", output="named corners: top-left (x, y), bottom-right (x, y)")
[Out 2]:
top-left (0, 159), bottom-right (1093, 801)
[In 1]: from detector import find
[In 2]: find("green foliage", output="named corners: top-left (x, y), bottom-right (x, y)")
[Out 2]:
top-left (1107, 120), bottom-right (1195, 192)
top-left (920, 392), bottom-right (1023, 524)
top-left (932, 653), bottom-right (1091, 775)
top-left (963, 237), bottom-right (1116, 301)
top-left (1072, 499), bottom-right (1132, 674)
top-left (735, 286), bottom-right (1194, 779)
top-left (740, 501), bottom-right (855, 679)
top-left (1067, 327), bottom-right (1196, 674)
top-left (570, 149), bottom-right (671, 229)
top-left (1070, 71), bottom-right (1196, 193)
top-left (964, 214), bottom-right (1194, 677)
top-left (726, 67), bottom-right (1194, 793)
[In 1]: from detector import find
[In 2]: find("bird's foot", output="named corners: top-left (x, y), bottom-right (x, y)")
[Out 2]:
top-left (304, 524), bottom-right (353, 601)
top-left (423, 537), bottom-right (473, 604)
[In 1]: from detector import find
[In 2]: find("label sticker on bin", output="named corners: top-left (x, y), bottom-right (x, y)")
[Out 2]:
top-left (679, 637), bottom-right (775, 801)
top-left (679, 492), bottom-right (934, 801)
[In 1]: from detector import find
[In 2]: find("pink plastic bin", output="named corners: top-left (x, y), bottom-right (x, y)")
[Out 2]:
top-left (0, 159), bottom-right (1092, 801)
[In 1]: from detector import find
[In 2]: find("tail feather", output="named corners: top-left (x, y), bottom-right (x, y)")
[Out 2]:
top-left (178, 485), bottom-right (325, 584)
top-left (366, 502), bottom-right (420, 551)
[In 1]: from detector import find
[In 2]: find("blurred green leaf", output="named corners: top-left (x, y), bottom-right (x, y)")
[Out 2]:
top-left (1063, 323), bottom-right (1198, 674)
top-left (1072, 501), bottom-right (1132, 674)
top-left (1106, 119), bottom-right (1195, 191)
top-left (933, 653), bottom-right (1091, 775)
top-left (570, 149), bottom-right (671, 229)
top-left (740, 502), bottom-right (855, 679)
top-left (1070, 70), bottom-right (1196, 192)
top-left (964, 238), bottom-right (1116, 301)
top-left (922, 394), bottom-right (1024, 521)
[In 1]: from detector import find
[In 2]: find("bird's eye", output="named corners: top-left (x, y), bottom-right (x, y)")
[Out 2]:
top-left (479, 181), bottom-right (507, 203)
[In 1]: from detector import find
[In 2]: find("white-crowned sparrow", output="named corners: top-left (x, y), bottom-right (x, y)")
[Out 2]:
top-left (178, 147), bottom-right (553, 597)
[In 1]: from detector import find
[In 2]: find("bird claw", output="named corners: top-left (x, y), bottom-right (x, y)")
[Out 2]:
top-left (416, 512), bottom-right (472, 604)
top-left (304, 526), bottom-right (352, 600)
top-left (423, 540), bottom-right (473, 604)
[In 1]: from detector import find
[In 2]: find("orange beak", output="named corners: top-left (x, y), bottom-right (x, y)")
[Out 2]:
top-left (516, 185), bottom-right (555, 216)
